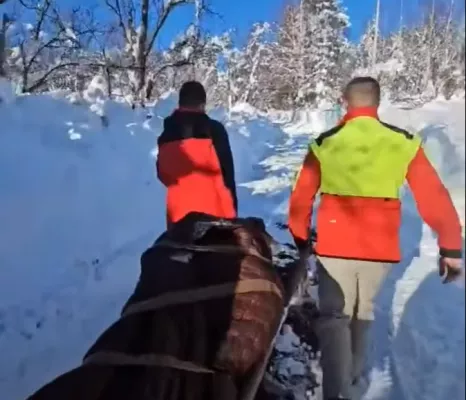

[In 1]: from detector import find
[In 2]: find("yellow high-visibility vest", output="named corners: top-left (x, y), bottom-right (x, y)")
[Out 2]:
top-left (308, 118), bottom-right (421, 198)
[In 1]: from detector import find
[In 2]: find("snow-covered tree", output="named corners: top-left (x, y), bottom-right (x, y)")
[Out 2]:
top-left (103, 0), bottom-right (208, 106)
top-left (0, 0), bottom-right (463, 109)
top-left (271, 0), bottom-right (350, 108)
top-left (306, 0), bottom-right (350, 106)
top-left (237, 22), bottom-right (275, 106)
top-left (273, 4), bottom-right (303, 109)
top-left (4, 1), bottom-right (98, 93)
top-left (353, 0), bottom-right (464, 102)
top-left (358, 19), bottom-right (376, 70)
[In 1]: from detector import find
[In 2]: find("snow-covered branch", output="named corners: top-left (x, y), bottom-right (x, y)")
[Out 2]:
top-left (0, 0), bottom-right (463, 108)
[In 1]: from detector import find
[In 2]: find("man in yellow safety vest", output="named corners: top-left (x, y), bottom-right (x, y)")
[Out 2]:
top-left (288, 77), bottom-right (463, 400)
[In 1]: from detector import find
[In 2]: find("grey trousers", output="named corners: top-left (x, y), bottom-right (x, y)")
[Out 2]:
top-left (315, 257), bottom-right (390, 400)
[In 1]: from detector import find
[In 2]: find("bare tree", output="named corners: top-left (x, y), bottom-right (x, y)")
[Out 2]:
top-left (0, 0), bottom-right (11, 77)
top-left (104, 0), bottom-right (208, 106)
top-left (0, 13), bottom-right (12, 77)
top-left (7, 0), bottom-right (101, 92)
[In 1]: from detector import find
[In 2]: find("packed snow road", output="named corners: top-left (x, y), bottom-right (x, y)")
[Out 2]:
top-left (0, 91), bottom-right (464, 400)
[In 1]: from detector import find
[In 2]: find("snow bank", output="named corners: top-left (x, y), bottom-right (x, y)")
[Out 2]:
top-left (0, 94), bottom-right (165, 399)
top-left (389, 232), bottom-right (465, 400)
top-left (0, 77), bottom-right (16, 103)
top-left (1, 91), bottom-right (464, 400)
top-left (211, 105), bottom-right (284, 185)
top-left (367, 100), bottom-right (465, 400)
top-left (0, 92), bottom-right (284, 399)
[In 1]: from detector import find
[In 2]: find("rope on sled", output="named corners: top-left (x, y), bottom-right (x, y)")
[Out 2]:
top-left (122, 278), bottom-right (283, 318)
top-left (82, 243), bottom-right (284, 377)
top-left (154, 240), bottom-right (274, 265)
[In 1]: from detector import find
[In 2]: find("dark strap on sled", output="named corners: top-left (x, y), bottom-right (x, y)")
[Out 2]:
top-left (154, 240), bottom-right (273, 265)
top-left (83, 352), bottom-right (214, 374)
top-left (122, 278), bottom-right (283, 318)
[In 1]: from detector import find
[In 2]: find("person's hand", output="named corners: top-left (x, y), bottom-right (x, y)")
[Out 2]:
top-left (298, 247), bottom-right (311, 261)
top-left (292, 237), bottom-right (311, 261)
top-left (439, 257), bottom-right (463, 284)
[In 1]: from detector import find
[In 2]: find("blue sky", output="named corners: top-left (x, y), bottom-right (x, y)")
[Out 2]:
top-left (158, 0), bottom-right (377, 46)
top-left (156, 0), bottom-right (426, 48)
top-left (4, 0), bottom-right (464, 49)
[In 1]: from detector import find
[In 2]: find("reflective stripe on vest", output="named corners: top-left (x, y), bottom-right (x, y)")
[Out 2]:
top-left (310, 118), bottom-right (421, 199)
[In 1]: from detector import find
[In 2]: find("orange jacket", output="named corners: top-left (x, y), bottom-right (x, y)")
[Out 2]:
top-left (288, 108), bottom-right (462, 262)
top-left (157, 109), bottom-right (237, 227)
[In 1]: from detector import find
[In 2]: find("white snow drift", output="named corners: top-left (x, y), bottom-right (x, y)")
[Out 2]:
top-left (0, 88), bottom-right (284, 399)
top-left (0, 85), bottom-right (464, 400)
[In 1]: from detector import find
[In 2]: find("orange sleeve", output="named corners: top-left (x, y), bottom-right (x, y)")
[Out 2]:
top-left (406, 147), bottom-right (462, 258)
top-left (288, 150), bottom-right (321, 249)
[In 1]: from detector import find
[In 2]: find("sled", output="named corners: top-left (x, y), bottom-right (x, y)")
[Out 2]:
top-left (27, 214), bottom-right (294, 400)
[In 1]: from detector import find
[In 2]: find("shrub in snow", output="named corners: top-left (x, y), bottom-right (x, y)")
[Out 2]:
top-left (84, 75), bottom-right (107, 105)
top-left (83, 75), bottom-right (109, 126)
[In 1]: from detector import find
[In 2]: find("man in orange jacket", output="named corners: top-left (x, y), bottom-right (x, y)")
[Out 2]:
top-left (288, 77), bottom-right (463, 400)
top-left (157, 81), bottom-right (238, 227)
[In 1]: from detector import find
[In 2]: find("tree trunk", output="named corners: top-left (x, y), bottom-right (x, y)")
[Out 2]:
top-left (134, 0), bottom-right (149, 107)
top-left (145, 78), bottom-right (154, 101)
top-left (242, 52), bottom-right (261, 104)
top-left (0, 14), bottom-right (7, 77)
top-left (105, 65), bottom-right (112, 99)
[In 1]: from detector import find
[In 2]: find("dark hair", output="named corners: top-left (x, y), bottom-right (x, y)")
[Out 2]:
top-left (179, 81), bottom-right (207, 107)
top-left (344, 76), bottom-right (381, 104)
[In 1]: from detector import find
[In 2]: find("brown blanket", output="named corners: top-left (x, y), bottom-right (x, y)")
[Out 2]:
top-left (27, 213), bottom-right (285, 400)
